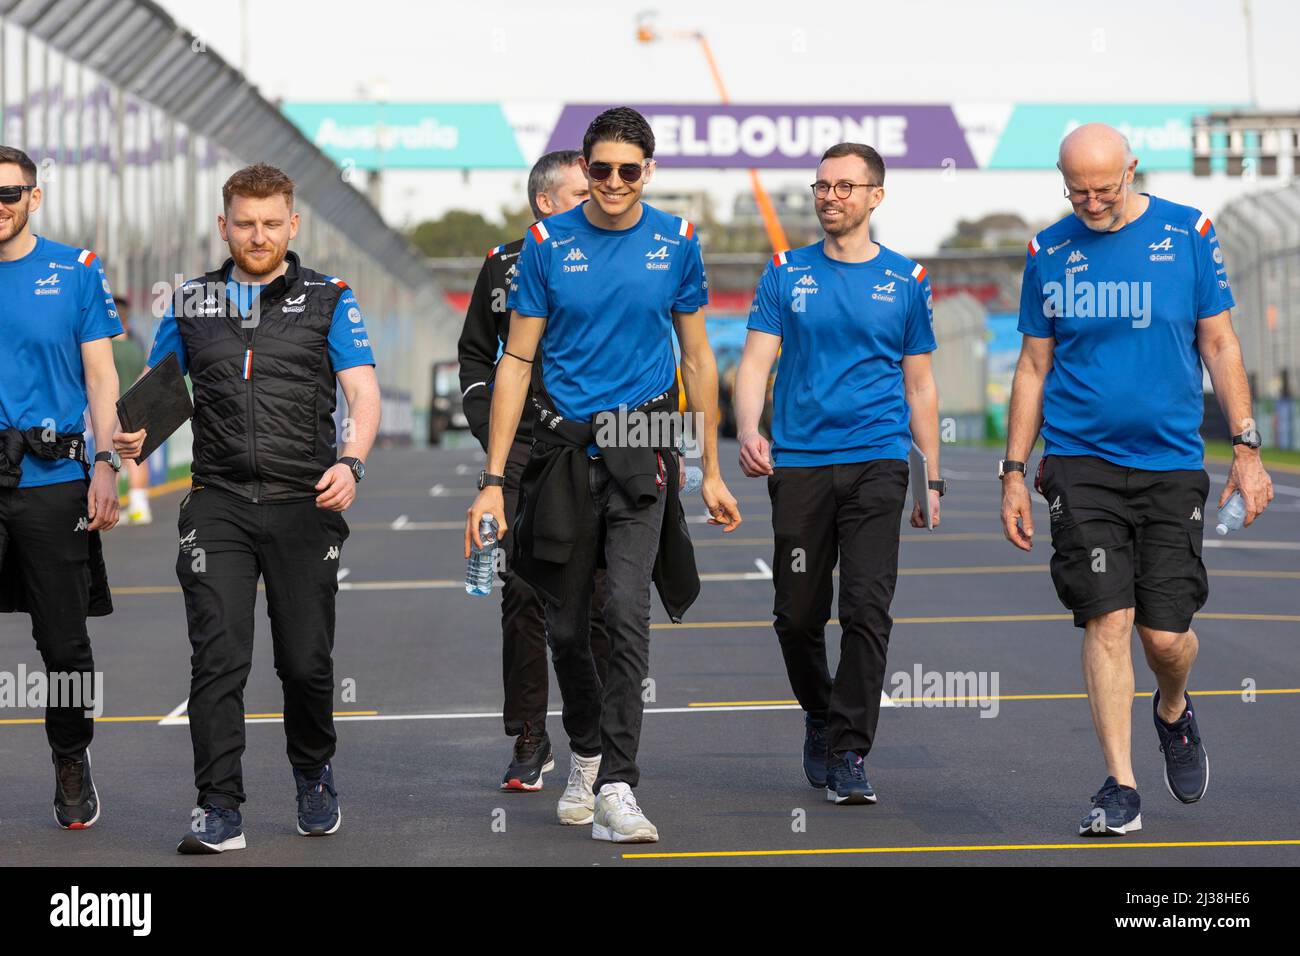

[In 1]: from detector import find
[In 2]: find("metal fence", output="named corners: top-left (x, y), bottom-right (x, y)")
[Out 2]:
top-left (1216, 180), bottom-right (1300, 449)
top-left (1, 0), bottom-right (456, 452)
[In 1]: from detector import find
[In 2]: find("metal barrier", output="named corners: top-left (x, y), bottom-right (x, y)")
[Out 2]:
top-left (1216, 180), bottom-right (1300, 449)
top-left (1, 0), bottom-right (455, 458)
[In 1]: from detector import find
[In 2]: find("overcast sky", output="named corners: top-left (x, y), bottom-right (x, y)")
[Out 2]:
top-left (156, 0), bottom-right (1298, 253)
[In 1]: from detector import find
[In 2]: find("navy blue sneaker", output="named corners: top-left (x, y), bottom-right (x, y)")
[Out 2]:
top-left (294, 763), bottom-right (341, 836)
top-left (1153, 690), bottom-right (1209, 804)
top-left (825, 751), bottom-right (877, 805)
top-left (803, 714), bottom-right (829, 788)
top-left (178, 805), bottom-right (246, 854)
top-left (1079, 776), bottom-right (1142, 836)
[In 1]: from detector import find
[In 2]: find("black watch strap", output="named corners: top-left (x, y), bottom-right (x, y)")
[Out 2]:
top-left (94, 450), bottom-right (121, 472)
top-left (478, 470), bottom-right (506, 490)
top-left (1231, 429), bottom-right (1261, 449)
top-left (338, 456), bottom-right (364, 481)
top-left (999, 459), bottom-right (1026, 478)
top-left (927, 479), bottom-right (947, 497)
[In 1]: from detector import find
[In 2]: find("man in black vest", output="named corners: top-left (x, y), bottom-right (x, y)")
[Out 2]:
top-left (114, 163), bottom-right (381, 854)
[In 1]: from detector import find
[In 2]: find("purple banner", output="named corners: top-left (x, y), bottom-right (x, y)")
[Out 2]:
top-left (544, 103), bottom-right (976, 169)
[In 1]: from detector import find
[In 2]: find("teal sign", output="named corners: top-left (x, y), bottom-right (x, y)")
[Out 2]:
top-left (987, 104), bottom-right (1239, 171)
top-left (280, 103), bottom-right (526, 170)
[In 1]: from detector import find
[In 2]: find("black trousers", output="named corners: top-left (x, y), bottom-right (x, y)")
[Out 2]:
top-left (176, 485), bottom-right (348, 809)
top-left (768, 459), bottom-right (909, 758)
top-left (543, 458), bottom-right (666, 790)
top-left (0, 479), bottom-right (95, 758)
top-left (500, 439), bottom-right (609, 737)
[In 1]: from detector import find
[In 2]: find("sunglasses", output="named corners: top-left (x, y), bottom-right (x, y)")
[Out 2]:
top-left (0, 184), bottom-right (36, 205)
top-left (586, 161), bottom-right (647, 184)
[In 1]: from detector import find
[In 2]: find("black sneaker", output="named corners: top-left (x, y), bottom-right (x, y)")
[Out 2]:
top-left (1079, 776), bottom-right (1142, 836)
top-left (825, 751), bottom-right (877, 805)
top-left (178, 805), bottom-right (246, 854)
top-left (52, 750), bottom-right (100, 830)
top-left (294, 763), bottom-right (341, 835)
top-left (1153, 690), bottom-right (1209, 804)
top-left (501, 728), bottom-right (555, 792)
top-left (803, 714), bottom-right (829, 788)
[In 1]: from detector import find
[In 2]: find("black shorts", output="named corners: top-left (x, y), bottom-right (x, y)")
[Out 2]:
top-left (1036, 454), bottom-right (1209, 632)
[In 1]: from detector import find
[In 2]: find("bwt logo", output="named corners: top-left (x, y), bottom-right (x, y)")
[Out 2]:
top-left (49, 886), bottom-right (151, 936)
top-left (1042, 274), bottom-right (1153, 328)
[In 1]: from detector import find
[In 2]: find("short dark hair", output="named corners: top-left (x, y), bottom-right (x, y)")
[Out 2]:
top-left (0, 145), bottom-right (39, 186)
top-left (820, 143), bottom-right (885, 186)
top-left (582, 107), bottom-right (655, 161)
top-left (222, 162), bottom-right (295, 210)
top-left (527, 149), bottom-right (582, 219)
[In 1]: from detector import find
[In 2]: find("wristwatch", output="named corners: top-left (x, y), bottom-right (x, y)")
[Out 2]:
top-left (998, 459), bottom-right (1026, 479)
top-left (338, 456), bottom-right (365, 482)
top-left (1231, 427), bottom-right (1261, 449)
top-left (928, 479), bottom-right (947, 497)
top-left (94, 450), bottom-right (122, 472)
top-left (477, 470), bottom-right (506, 490)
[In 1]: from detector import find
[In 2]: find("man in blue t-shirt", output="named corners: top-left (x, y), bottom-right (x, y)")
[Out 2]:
top-left (465, 108), bottom-right (741, 843)
top-left (0, 146), bottom-right (124, 830)
top-left (113, 163), bottom-right (381, 854)
top-left (735, 143), bottom-right (942, 805)
top-left (1000, 123), bottom-right (1274, 837)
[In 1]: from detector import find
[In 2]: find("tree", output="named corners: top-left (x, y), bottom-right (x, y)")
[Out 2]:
top-left (407, 205), bottom-right (535, 258)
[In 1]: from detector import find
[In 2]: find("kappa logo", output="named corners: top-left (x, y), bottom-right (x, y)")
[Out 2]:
top-left (1066, 250), bottom-right (1087, 265)
top-left (562, 247), bottom-right (589, 273)
top-left (73, 516), bottom-right (88, 532)
top-left (1190, 506), bottom-right (1202, 522)
top-left (324, 545), bottom-right (340, 560)
top-left (282, 293), bottom-right (307, 314)
top-left (792, 275), bottom-right (819, 294)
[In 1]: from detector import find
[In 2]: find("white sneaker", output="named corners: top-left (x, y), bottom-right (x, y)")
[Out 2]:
top-left (556, 752), bottom-right (600, 825)
top-left (127, 490), bottom-right (152, 526)
top-left (591, 782), bottom-right (659, 843)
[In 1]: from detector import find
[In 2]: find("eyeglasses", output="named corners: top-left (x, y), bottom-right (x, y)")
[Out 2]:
top-left (810, 181), bottom-right (880, 200)
top-left (587, 161), bottom-right (648, 184)
top-left (0, 184), bottom-right (36, 205)
top-left (1063, 176), bottom-right (1127, 205)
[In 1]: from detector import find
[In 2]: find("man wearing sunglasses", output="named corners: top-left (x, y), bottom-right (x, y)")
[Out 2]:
top-left (465, 107), bottom-right (742, 843)
top-left (734, 143), bottom-right (941, 805)
top-left (1002, 122), bottom-right (1273, 836)
top-left (457, 149), bottom-right (613, 796)
top-left (0, 145), bottom-right (123, 830)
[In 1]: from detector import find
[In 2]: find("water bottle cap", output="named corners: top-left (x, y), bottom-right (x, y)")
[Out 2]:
top-left (1216, 523), bottom-right (1228, 535)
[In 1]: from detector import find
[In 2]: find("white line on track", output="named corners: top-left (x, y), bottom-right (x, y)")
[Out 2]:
top-left (754, 558), bottom-right (773, 578)
top-left (337, 567), bottom-right (350, 582)
top-left (390, 514), bottom-right (409, 530)
top-left (159, 698), bottom-right (189, 726)
top-left (429, 484), bottom-right (446, 496)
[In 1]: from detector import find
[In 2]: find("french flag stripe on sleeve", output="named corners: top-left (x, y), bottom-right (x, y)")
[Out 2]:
top-left (329, 277), bottom-right (348, 290)
top-left (77, 249), bottom-right (97, 267)
top-left (911, 263), bottom-right (927, 282)
top-left (1195, 214), bottom-right (1212, 236)
top-left (529, 221), bottom-right (550, 243)
top-left (486, 244), bottom-right (502, 259)
top-left (772, 250), bottom-right (788, 267)
top-left (1028, 236), bottom-right (1040, 257)
top-left (678, 218), bottom-right (694, 239)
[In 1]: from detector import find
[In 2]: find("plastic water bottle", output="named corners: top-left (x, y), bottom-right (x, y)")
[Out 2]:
top-left (1215, 492), bottom-right (1246, 536)
top-left (682, 465), bottom-right (704, 495)
top-left (465, 514), bottom-right (498, 596)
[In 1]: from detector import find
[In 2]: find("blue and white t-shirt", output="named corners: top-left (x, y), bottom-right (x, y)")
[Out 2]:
top-left (0, 237), bottom-right (122, 487)
top-left (507, 201), bottom-right (708, 422)
top-left (747, 241), bottom-right (936, 467)
top-left (1018, 194), bottom-right (1235, 471)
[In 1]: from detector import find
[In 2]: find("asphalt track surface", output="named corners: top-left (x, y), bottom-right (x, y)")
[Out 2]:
top-left (2, 441), bottom-right (1298, 867)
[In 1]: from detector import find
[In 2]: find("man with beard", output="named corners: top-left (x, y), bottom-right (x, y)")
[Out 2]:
top-left (114, 163), bottom-right (381, 853)
top-left (0, 145), bottom-right (122, 829)
top-left (734, 143), bottom-right (942, 805)
top-left (1001, 123), bottom-right (1273, 836)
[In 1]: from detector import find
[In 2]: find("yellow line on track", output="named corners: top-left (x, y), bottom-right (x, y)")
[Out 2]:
top-left (623, 838), bottom-right (1300, 860)
top-left (687, 688), bottom-right (1300, 707)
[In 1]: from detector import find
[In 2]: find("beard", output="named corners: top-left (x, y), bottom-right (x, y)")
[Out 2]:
top-left (818, 202), bottom-right (868, 236)
top-left (0, 202), bottom-right (29, 243)
top-left (230, 239), bottom-right (288, 277)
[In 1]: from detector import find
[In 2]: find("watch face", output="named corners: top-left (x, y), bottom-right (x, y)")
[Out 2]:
top-left (353, 460), bottom-right (365, 481)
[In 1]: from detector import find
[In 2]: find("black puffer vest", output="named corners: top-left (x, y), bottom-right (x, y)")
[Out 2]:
top-left (173, 251), bottom-right (345, 502)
